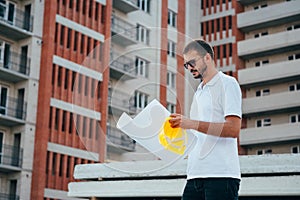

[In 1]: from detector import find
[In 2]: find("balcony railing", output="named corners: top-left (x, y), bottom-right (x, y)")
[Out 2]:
top-left (110, 52), bottom-right (136, 80)
top-left (111, 15), bottom-right (137, 46)
top-left (0, 144), bottom-right (23, 168)
top-left (237, 0), bottom-right (300, 32)
top-left (240, 123), bottom-right (300, 146)
top-left (242, 91), bottom-right (300, 117)
top-left (112, 0), bottom-right (139, 13)
top-left (0, 193), bottom-right (19, 200)
top-left (238, 29), bottom-right (300, 59)
top-left (0, 51), bottom-right (31, 82)
top-left (238, 59), bottom-right (300, 87)
top-left (108, 88), bottom-right (136, 115)
top-left (0, 96), bottom-right (27, 121)
top-left (107, 126), bottom-right (136, 151)
top-left (0, 4), bottom-right (33, 40)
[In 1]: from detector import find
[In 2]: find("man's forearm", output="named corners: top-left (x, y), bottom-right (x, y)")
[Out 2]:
top-left (188, 119), bottom-right (240, 138)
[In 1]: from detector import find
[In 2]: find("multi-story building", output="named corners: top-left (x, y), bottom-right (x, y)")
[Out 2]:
top-left (199, 0), bottom-right (246, 153)
top-left (0, 0), bottom-right (42, 199)
top-left (237, 0), bottom-right (300, 155)
top-left (30, 0), bottom-right (111, 199)
top-left (106, 0), bottom-right (197, 161)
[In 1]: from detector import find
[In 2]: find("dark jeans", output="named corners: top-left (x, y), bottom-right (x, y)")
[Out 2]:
top-left (182, 178), bottom-right (240, 200)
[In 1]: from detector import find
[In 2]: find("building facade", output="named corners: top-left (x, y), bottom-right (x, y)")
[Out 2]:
top-left (106, 0), bottom-right (197, 161)
top-left (3, 0), bottom-right (299, 199)
top-left (237, 0), bottom-right (300, 155)
top-left (31, 0), bottom-right (111, 199)
top-left (199, 0), bottom-right (246, 154)
top-left (0, 0), bottom-right (43, 199)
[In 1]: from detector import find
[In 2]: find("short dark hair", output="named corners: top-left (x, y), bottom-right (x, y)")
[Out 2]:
top-left (183, 39), bottom-right (214, 59)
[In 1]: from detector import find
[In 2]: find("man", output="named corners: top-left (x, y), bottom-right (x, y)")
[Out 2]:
top-left (169, 39), bottom-right (241, 200)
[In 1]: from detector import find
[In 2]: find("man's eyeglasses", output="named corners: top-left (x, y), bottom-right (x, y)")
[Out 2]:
top-left (183, 57), bottom-right (202, 69)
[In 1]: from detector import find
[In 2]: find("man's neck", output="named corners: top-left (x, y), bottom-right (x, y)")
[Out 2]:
top-left (202, 68), bottom-right (218, 86)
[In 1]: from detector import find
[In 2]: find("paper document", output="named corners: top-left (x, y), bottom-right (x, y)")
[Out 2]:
top-left (117, 99), bottom-right (196, 161)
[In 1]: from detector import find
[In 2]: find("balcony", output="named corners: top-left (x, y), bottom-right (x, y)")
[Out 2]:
top-left (112, 0), bottom-right (139, 13)
top-left (0, 4), bottom-right (33, 40)
top-left (108, 88), bottom-right (136, 116)
top-left (237, 1), bottom-right (300, 32)
top-left (240, 123), bottom-right (300, 146)
top-left (0, 96), bottom-right (27, 126)
top-left (0, 144), bottom-right (23, 173)
top-left (0, 51), bottom-right (30, 82)
top-left (237, 0), bottom-right (261, 6)
top-left (242, 91), bottom-right (300, 117)
top-left (238, 59), bottom-right (300, 87)
top-left (107, 125), bottom-right (136, 152)
top-left (238, 29), bottom-right (300, 59)
top-left (110, 52), bottom-right (136, 80)
top-left (111, 15), bottom-right (137, 46)
top-left (0, 193), bottom-right (19, 200)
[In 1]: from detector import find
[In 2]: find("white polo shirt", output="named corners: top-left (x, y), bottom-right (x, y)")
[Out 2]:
top-left (187, 71), bottom-right (242, 180)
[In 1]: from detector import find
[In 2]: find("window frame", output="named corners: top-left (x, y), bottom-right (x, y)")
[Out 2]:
top-left (136, 24), bottom-right (150, 45)
top-left (256, 118), bottom-right (271, 127)
top-left (137, 0), bottom-right (151, 13)
top-left (168, 9), bottom-right (177, 28)
top-left (291, 145), bottom-right (300, 154)
top-left (135, 57), bottom-right (149, 78)
top-left (167, 102), bottom-right (176, 113)
top-left (134, 91), bottom-right (149, 110)
top-left (167, 40), bottom-right (176, 58)
top-left (167, 71), bottom-right (176, 89)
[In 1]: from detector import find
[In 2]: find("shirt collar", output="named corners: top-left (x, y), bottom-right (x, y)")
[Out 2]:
top-left (197, 71), bottom-right (222, 90)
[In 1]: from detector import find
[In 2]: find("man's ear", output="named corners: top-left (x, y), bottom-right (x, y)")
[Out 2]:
top-left (204, 53), bottom-right (210, 63)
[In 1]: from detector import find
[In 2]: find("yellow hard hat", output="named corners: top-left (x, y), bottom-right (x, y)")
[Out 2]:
top-left (158, 117), bottom-right (187, 155)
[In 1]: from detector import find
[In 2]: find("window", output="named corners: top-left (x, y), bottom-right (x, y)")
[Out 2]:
top-left (62, 111), bottom-right (67, 132)
top-left (216, 19), bottom-right (220, 32)
top-left (167, 103), bottom-right (176, 113)
top-left (216, 46), bottom-right (220, 59)
top-left (257, 150), bottom-right (263, 155)
top-left (254, 31), bottom-right (268, 38)
top-left (168, 10), bottom-right (177, 28)
top-left (136, 24), bottom-right (150, 45)
top-left (255, 60), bottom-right (269, 67)
top-left (137, 0), bottom-right (150, 13)
top-left (167, 71), bottom-right (176, 89)
top-left (0, 1), bottom-right (16, 24)
top-left (69, 113), bottom-right (73, 134)
top-left (0, 85), bottom-right (8, 115)
top-left (289, 83), bottom-right (300, 91)
top-left (257, 149), bottom-right (272, 155)
top-left (67, 28), bottom-right (72, 48)
top-left (228, 16), bottom-right (232, 29)
top-left (222, 17), bottom-right (226, 31)
top-left (135, 57), bottom-right (149, 78)
top-left (55, 108), bottom-right (59, 130)
top-left (52, 152), bottom-right (57, 175)
top-left (256, 118), bottom-right (271, 127)
top-left (254, 4), bottom-right (267, 10)
top-left (0, 40), bottom-right (3, 62)
top-left (255, 89), bottom-right (270, 97)
top-left (167, 40), bottom-right (176, 58)
top-left (134, 91), bottom-right (148, 109)
top-left (60, 26), bottom-right (65, 46)
top-left (223, 44), bottom-right (226, 57)
top-left (291, 146), bottom-right (299, 154)
top-left (290, 114), bottom-right (300, 123)
top-left (288, 53), bottom-right (300, 60)
top-left (59, 154), bottom-right (64, 176)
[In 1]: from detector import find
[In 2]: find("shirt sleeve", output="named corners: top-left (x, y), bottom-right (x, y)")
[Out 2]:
top-left (224, 78), bottom-right (242, 119)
